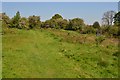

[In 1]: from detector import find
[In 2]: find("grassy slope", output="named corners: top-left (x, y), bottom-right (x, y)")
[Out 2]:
top-left (0, 21), bottom-right (2, 79)
top-left (2, 28), bottom-right (118, 78)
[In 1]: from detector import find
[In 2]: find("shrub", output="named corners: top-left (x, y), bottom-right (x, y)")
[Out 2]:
top-left (28, 15), bottom-right (41, 29)
top-left (82, 26), bottom-right (96, 34)
top-left (19, 17), bottom-right (29, 29)
top-left (2, 13), bottom-right (10, 28)
top-left (109, 26), bottom-right (119, 38)
top-left (66, 18), bottom-right (85, 31)
top-left (95, 36), bottom-right (105, 46)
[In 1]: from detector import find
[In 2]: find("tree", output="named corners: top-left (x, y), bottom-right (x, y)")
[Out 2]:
top-left (51, 14), bottom-right (63, 19)
top-left (51, 14), bottom-right (66, 29)
top-left (56, 18), bottom-right (68, 29)
top-left (42, 14), bottom-right (68, 29)
top-left (66, 18), bottom-right (84, 31)
top-left (10, 11), bottom-right (21, 28)
top-left (114, 11), bottom-right (120, 26)
top-left (28, 15), bottom-right (41, 29)
top-left (93, 21), bottom-right (100, 29)
top-left (102, 11), bottom-right (116, 26)
top-left (65, 19), bottom-right (73, 30)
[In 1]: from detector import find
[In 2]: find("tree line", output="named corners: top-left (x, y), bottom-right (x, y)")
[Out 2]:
top-left (1, 10), bottom-right (120, 38)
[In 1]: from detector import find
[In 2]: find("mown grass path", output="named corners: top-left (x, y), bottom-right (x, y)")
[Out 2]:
top-left (2, 29), bottom-right (118, 78)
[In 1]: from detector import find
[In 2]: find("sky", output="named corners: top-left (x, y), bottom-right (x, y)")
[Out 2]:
top-left (1, 0), bottom-right (119, 2)
top-left (118, 1), bottom-right (120, 11)
top-left (2, 2), bottom-right (118, 25)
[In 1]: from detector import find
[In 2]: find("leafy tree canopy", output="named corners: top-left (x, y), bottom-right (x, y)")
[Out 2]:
top-left (66, 18), bottom-right (84, 30)
top-left (93, 21), bottom-right (100, 29)
top-left (114, 11), bottom-right (120, 26)
top-left (52, 14), bottom-right (63, 20)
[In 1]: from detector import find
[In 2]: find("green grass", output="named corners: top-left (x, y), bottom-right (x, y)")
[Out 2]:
top-left (2, 28), bottom-right (118, 78)
top-left (0, 20), bottom-right (2, 79)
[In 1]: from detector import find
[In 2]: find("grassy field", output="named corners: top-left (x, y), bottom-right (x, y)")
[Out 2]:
top-left (2, 28), bottom-right (118, 78)
top-left (0, 21), bottom-right (2, 79)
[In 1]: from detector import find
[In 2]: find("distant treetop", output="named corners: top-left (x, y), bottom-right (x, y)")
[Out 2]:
top-left (52, 14), bottom-right (63, 19)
